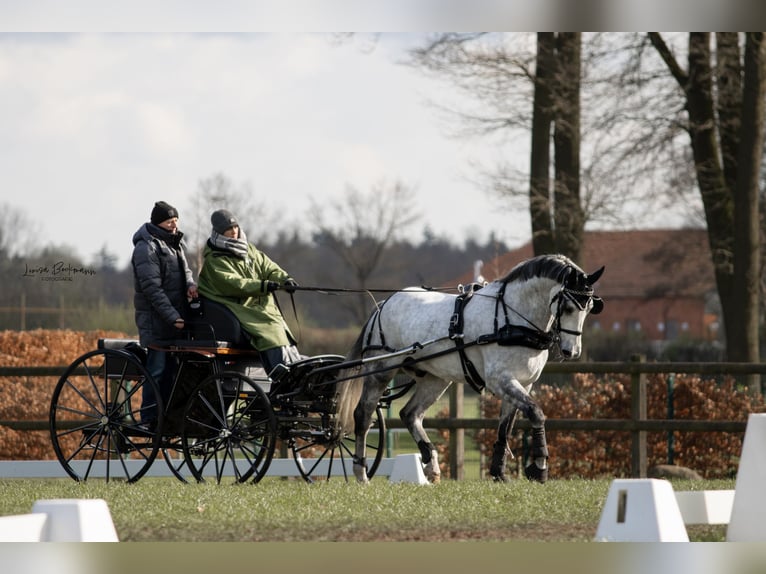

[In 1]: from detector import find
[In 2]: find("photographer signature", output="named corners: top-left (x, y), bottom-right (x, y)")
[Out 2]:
top-left (22, 261), bottom-right (97, 281)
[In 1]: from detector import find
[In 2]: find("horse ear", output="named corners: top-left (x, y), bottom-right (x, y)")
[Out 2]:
top-left (586, 266), bottom-right (605, 285)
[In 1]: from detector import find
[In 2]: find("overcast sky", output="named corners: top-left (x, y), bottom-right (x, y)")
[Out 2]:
top-left (1, 2), bottom-right (759, 267)
top-left (0, 32), bottom-right (529, 265)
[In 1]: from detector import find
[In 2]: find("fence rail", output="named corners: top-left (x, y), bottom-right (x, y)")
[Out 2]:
top-left (1, 359), bottom-right (763, 479)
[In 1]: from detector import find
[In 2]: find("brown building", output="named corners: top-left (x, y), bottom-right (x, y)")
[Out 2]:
top-left (455, 229), bottom-right (719, 344)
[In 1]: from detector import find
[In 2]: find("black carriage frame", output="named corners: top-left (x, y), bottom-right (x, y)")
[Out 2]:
top-left (48, 330), bottom-right (401, 484)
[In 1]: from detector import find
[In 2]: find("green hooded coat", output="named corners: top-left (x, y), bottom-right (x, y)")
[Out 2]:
top-left (197, 241), bottom-right (295, 351)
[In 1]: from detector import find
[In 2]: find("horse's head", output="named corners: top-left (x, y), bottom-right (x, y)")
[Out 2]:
top-left (550, 265), bottom-right (605, 359)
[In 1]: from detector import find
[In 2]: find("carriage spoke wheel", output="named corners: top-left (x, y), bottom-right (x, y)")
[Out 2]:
top-left (291, 405), bottom-right (385, 483)
top-left (161, 437), bottom-right (190, 483)
top-left (180, 371), bottom-right (276, 484)
top-left (49, 348), bottom-right (162, 483)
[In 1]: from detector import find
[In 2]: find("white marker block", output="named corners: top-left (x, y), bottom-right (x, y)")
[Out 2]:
top-left (0, 513), bottom-right (48, 541)
top-left (388, 453), bottom-right (429, 484)
top-left (728, 413), bottom-right (766, 541)
top-left (32, 499), bottom-right (119, 542)
top-left (595, 479), bottom-right (688, 542)
top-left (675, 490), bottom-right (734, 524)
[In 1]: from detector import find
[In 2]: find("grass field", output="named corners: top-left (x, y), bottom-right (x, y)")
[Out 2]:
top-left (0, 477), bottom-right (734, 542)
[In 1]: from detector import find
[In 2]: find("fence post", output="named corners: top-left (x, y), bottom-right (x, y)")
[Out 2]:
top-left (20, 292), bottom-right (26, 331)
top-left (667, 373), bottom-right (675, 464)
top-left (631, 354), bottom-right (647, 478)
top-left (449, 382), bottom-right (464, 480)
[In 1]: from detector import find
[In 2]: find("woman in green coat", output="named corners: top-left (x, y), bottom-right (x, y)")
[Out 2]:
top-left (197, 209), bottom-right (300, 375)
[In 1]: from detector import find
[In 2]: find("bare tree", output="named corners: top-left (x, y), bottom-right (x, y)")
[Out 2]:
top-left (409, 33), bottom-right (640, 265)
top-left (311, 180), bottom-right (421, 323)
top-left (648, 33), bottom-right (765, 383)
top-left (409, 33), bottom-right (766, 374)
top-left (0, 202), bottom-right (39, 259)
top-left (529, 33), bottom-right (556, 255)
top-left (552, 33), bottom-right (584, 261)
top-left (186, 172), bottom-right (266, 273)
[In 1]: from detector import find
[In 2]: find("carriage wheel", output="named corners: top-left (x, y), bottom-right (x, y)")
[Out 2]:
top-left (180, 371), bottom-right (276, 484)
top-left (49, 348), bottom-right (162, 483)
top-left (161, 437), bottom-right (190, 483)
top-left (290, 405), bottom-right (385, 483)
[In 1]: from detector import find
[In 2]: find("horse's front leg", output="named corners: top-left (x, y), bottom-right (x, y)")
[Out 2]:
top-left (399, 376), bottom-right (451, 483)
top-left (493, 378), bottom-right (549, 484)
top-left (352, 375), bottom-right (389, 483)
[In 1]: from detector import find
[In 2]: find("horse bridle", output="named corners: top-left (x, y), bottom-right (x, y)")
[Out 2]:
top-left (551, 285), bottom-right (596, 338)
top-left (495, 269), bottom-right (601, 343)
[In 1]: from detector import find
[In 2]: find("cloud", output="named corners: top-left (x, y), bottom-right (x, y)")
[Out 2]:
top-left (0, 33), bottom-right (524, 264)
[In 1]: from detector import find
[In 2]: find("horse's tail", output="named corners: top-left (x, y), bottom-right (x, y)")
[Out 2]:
top-left (334, 313), bottom-right (373, 433)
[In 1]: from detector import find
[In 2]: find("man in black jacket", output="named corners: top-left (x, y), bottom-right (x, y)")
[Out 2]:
top-left (131, 200), bottom-right (197, 427)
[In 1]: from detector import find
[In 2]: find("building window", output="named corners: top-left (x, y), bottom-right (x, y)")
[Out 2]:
top-left (626, 319), bottom-right (641, 333)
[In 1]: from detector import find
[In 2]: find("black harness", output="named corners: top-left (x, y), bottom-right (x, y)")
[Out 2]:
top-left (360, 274), bottom-right (601, 395)
top-left (447, 282), bottom-right (558, 393)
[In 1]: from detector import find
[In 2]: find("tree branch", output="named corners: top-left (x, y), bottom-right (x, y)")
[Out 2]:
top-left (648, 32), bottom-right (688, 88)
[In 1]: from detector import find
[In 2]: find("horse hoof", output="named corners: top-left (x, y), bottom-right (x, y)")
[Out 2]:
top-left (424, 469), bottom-right (441, 484)
top-left (491, 473), bottom-right (509, 483)
top-left (353, 464), bottom-right (369, 484)
top-left (524, 464), bottom-right (548, 484)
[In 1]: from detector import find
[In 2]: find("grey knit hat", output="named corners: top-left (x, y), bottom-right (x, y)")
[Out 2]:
top-left (211, 209), bottom-right (239, 234)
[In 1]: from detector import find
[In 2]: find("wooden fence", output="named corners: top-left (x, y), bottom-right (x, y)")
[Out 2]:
top-left (1, 359), bottom-right (762, 479)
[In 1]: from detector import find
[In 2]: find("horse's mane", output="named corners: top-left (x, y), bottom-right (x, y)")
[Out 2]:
top-left (498, 254), bottom-right (583, 285)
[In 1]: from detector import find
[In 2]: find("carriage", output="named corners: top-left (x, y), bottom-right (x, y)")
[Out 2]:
top-left (48, 254), bottom-right (604, 485)
top-left (48, 297), bottom-right (399, 484)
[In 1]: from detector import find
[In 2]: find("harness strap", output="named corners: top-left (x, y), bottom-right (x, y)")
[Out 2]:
top-left (364, 300), bottom-right (397, 354)
top-left (456, 346), bottom-right (486, 393)
top-left (448, 281), bottom-right (557, 393)
top-left (479, 324), bottom-right (556, 350)
top-left (448, 284), bottom-right (487, 393)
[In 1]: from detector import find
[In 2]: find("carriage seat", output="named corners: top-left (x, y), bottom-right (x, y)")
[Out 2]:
top-left (98, 338), bottom-right (141, 350)
top-left (185, 296), bottom-right (253, 350)
top-left (97, 338), bottom-right (147, 375)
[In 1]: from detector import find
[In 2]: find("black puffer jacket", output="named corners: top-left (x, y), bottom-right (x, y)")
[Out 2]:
top-left (131, 223), bottom-right (196, 346)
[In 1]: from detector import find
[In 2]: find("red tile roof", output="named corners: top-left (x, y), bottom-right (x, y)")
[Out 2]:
top-left (455, 229), bottom-right (716, 300)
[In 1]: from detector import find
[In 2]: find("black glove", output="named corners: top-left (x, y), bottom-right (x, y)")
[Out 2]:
top-left (265, 281), bottom-right (280, 293)
top-left (284, 279), bottom-right (298, 294)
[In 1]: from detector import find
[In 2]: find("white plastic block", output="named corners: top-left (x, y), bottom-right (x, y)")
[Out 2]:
top-left (0, 512), bottom-right (48, 541)
top-left (31, 499), bottom-right (119, 542)
top-left (388, 453), bottom-right (429, 484)
top-left (675, 490), bottom-right (734, 524)
top-left (728, 413), bottom-right (766, 541)
top-left (595, 478), bottom-right (689, 542)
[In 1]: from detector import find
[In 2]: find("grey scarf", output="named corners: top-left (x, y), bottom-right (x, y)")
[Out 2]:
top-left (209, 229), bottom-right (249, 259)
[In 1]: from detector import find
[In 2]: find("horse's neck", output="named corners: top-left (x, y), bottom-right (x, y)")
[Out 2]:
top-left (500, 278), bottom-right (557, 329)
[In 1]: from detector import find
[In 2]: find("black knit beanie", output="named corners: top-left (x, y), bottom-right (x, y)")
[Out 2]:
top-left (151, 201), bottom-right (179, 225)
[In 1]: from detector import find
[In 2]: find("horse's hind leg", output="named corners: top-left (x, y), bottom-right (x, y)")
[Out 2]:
top-left (352, 372), bottom-right (390, 483)
top-left (399, 375), bottom-right (451, 483)
top-left (490, 402), bottom-right (518, 482)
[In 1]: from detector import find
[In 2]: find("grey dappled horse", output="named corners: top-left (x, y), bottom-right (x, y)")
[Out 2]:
top-left (338, 254), bottom-right (604, 483)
